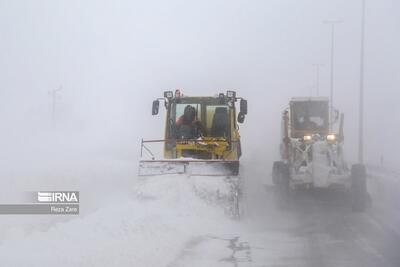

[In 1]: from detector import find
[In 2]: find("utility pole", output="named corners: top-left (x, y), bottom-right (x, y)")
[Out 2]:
top-left (49, 85), bottom-right (62, 124)
top-left (323, 20), bottom-right (342, 130)
top-left (359, 0), bottom-right (366, 164)
top-left (312, 64), bottom-right (324, 96)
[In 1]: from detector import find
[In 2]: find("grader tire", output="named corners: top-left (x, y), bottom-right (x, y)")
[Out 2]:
top-left (272, 161), bottom-right (285, 185)
top-left (275, 162), bottom-right (290, 209)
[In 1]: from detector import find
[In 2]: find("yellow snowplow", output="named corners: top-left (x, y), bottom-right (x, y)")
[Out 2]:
top-left (139, 90), bottom-right (247, 177)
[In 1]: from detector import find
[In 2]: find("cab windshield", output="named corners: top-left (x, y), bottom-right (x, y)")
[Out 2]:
top-left (171, 102), bottom-right (230, 139)
top-left (291, 101), bottom-right (329, 132)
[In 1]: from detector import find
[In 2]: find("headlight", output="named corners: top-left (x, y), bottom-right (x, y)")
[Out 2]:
top-left (327, 134), bottom-right (336, 141)
top-left (303, 135), bottom-right (312, 141)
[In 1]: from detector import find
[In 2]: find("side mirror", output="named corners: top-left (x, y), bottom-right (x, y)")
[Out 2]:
top-left (240, 99), bottom-right (248, 115)
top-left (152, 100), bottom-right (159, 115)
top-left (237, 112), bottom-right (245, 123)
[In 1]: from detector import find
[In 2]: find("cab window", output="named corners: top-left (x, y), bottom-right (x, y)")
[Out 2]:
top-left (206, 105), bottom-right (230, 137)
top-left (174, 104), bottom-right (202, 122)
top-left (292, 101), bottom-right (328, 131)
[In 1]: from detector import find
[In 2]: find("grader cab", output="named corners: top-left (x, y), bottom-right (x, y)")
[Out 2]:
top-left (139, 90), bottom-right (247, 177)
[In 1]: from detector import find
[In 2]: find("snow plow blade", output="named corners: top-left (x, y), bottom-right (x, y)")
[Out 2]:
top-left (138, 159), bottom-right (239, 177)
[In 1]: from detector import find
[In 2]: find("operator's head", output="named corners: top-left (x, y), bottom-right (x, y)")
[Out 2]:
top-left (184, 105), bottom-right (196, 122)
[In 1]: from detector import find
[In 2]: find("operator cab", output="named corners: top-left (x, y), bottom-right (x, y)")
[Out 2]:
top-left (150, 90), bottom-right (247, 160)
top-left (290, 98), bottom-right (329, 138)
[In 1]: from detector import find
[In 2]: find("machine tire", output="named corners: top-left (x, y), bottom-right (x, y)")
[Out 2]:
top-left (351, 164), bottom-right (367, 212)
top-left (275, 162), bottom-right (290, 208)
top-left (272, 161), bottom-right (285, 185)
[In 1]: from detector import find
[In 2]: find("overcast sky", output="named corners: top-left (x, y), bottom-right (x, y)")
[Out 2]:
top-left (0, 0), bottom-right (399, 167)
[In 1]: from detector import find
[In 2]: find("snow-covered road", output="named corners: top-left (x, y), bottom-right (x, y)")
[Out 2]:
top-left (170, 164), bottom-right (400, 267)
top-left (0, 148), bottom-right (399, 267)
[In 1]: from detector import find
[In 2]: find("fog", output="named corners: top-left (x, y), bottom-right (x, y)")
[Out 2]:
top-left (1, 0), bottom-right (399, 171)
top-left (0, 0), bottom-right (399, 266)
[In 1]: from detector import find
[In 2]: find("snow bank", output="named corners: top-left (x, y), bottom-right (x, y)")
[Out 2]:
top-left (0, 175), bottom-right (237, 267)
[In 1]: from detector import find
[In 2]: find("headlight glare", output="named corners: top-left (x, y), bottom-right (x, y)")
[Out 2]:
top-left (327, 134), bottom-right (336, 141)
